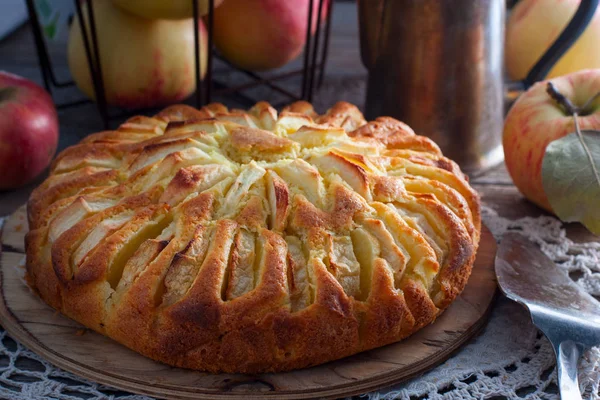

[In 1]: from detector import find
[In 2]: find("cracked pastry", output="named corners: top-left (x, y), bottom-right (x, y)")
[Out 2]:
top-left (25, 101), bottom-right (481, 373)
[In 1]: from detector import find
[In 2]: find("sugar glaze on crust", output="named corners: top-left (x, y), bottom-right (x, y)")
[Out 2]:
top-left (25, 101), bottom-right (481, 373)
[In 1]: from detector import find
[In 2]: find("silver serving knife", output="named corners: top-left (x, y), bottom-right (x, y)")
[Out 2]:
top-left (496, 233), bottom-right (600, 400)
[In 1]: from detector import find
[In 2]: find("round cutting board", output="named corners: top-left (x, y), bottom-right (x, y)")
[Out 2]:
top-left (0, 206), bottom-right (497, 400)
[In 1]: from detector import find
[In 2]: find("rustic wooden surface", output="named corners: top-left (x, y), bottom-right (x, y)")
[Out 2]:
top-left (0, 206), bottom-right (497, 400)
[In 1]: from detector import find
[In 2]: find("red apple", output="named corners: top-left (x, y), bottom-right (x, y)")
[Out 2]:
top-left (68, 0), bottom-right (208, 109)
top-left (0, 72), bottom-right (58, 190)
top-left (111, 0), bottom-right (225, 19)
top-left (503, 69), bottom-right (600, 211)
top-left (212, 0), bottom-right (329, 71)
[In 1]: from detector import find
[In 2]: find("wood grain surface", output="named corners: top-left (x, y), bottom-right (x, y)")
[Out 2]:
top-left (0, 206), bottom-right (497, 400)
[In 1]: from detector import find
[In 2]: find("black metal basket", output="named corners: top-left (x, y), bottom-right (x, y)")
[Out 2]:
top-left (25, 0), bottom-right (334, 128)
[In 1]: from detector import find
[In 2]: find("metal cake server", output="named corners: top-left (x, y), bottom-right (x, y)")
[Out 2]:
top-left (496, 233), bottom-right (600, 399)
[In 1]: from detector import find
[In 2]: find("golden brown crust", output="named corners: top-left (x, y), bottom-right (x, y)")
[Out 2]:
top-left (25, 101), bottom-right (480, 373)
top-left (316, 101), bottom-right (367, 131)
top-left (282, 100), bottom-right (318, 118)
top-left (230, 127), bottom-right (294, 152)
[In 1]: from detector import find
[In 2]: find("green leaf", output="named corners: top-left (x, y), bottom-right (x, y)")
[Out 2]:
top-left (542, 130), bottom-right (600, 235)
top-left (42, 13), bottom-right (59, 40)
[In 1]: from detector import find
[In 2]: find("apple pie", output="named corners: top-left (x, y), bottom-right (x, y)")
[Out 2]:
top-left (25, 101), bottom-right (480, 373)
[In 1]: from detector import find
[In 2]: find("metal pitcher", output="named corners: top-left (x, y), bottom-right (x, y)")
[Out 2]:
top-left (358, 0), bottom-right (599, 174)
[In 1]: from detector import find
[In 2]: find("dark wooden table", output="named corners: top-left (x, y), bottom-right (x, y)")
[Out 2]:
top-left (0, 2), bottom-right (597, 399)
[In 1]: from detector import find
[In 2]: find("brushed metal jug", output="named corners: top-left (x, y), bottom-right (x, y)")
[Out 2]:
top-left (359, 0), bottom-right (598, 174)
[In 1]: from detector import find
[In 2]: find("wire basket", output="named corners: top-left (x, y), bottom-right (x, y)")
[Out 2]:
top-left (25, 0), bottom-right (334, 128)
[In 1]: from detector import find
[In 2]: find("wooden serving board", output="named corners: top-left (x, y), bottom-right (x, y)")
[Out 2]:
top-left (0, 206), bottom-right (497, 400)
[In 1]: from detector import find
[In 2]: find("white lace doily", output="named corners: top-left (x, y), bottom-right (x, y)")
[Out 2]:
top-left (0, 205), bottom-right (599, 400)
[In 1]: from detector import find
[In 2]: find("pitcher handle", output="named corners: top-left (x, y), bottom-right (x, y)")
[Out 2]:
top-left (523, 0), bottom-right (599, 88)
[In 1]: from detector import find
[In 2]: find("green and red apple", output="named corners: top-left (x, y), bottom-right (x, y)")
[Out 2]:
top-left (0, 72), bottom-right (58, 190)
top-left (68, 0), bottom-right (207, 109)
top-left (506, 0), bottom-right (600, 80)
top-left (503, 69), bottom-right (600, 211)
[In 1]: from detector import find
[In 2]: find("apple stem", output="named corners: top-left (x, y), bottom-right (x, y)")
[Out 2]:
top-left (547, 82), bottom-right (600, 117)
top-left (546, 82), bottom-right (579, 115)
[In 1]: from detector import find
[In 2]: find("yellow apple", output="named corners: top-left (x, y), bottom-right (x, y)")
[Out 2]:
top-left (68, 0), bottom-right (207, 109)
top-left (503, 69), bottom-right (600, 211)
top-left (111, 0), bottom-right (225, 20)
top-left (213, 0), bottom-right (328, 71)
top-left (506, 0), bottom-right (600, 80)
